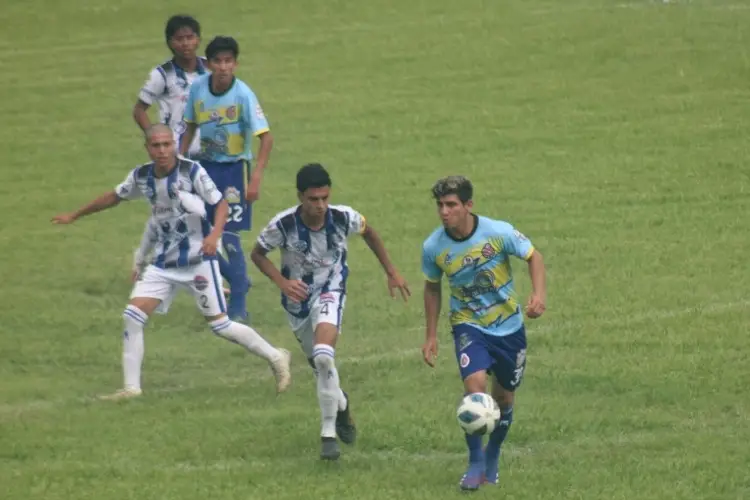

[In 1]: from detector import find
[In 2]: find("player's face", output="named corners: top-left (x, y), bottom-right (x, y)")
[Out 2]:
top-left (169, 27), bottom-right (199, 60)
top-left (298, 186), bottom-right (330, 220)
top-left (208, 52), bottom-right (237, 86)
top-left (437, 194), bottom-right (472, 229)
top-left (145, 131), bottom-right (176, 169)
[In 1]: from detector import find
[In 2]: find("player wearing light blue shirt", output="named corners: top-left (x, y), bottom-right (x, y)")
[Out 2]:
top-left (420, 176), bottom-right (547, 491)
top-left (181, 36), bottom-right (274, 322)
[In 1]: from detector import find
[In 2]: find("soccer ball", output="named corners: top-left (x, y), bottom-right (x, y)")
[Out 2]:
top-left (456, 393), bottom-right (501, 435)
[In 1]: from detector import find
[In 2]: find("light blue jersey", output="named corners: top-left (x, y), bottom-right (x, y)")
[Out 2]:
top-left (183, 74), bottom-right (270, 163)
top-left (422, 215), bottom-right (535, 337)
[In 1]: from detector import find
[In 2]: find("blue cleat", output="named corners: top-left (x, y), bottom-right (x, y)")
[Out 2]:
top-left (484, 446), bottom-right (500, 485)
top-left (459, 462), bottom-right (485, 491)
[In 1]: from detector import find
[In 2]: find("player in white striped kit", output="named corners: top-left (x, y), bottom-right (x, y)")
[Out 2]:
top-left (250, 163), bottom-right (410, 460)
top-left (52, 124), bottom-right (291, 400)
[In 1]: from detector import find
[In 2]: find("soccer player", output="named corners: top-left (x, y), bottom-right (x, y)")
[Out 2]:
top-left (420, 176), bottom-right (547, 490)
top-left (250, 163), bottom-right (410, 460)
top-left (133, 15), bottom-right (207, 157)
top-left (51, 124), bottom-right (291, 399)
top-left (180, 35), bottom-right (273, 322)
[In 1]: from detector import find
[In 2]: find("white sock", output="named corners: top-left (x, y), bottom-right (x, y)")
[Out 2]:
top-left (313, 344), bottom-right (342, 438)
top-left (122, 305), bottom-right (147, 390)
top-left (310, 357), bottom-right (347, 411)
top-left (210, 318), bottom-right (281, 362)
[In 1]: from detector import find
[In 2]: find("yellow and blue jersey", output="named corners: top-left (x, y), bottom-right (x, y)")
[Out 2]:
top-left (183, 74), bottom-right (270, 163)
top-left (421, 215), bottom-right (535, 337)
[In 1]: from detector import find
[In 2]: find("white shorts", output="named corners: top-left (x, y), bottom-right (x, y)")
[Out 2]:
top-left (287, 291), bottom-right (346, 358)
top-left (130, 260), bottom-right (226, 317)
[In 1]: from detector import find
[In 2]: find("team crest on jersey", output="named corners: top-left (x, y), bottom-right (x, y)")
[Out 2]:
top-left (210, 110), bottom-right (220, 121)
top-left (224, 186), bottom-right (241, 204)
top-left (444, 253), bottom-right (453, 267)
top-left (194, 275), bottom-right (209, 291)
top-left (291, 240), bottom-right (308, 253)
top-left (226, 106), bottom-right (237, 120)
top-left (481, 243), bottom-right (496, 259)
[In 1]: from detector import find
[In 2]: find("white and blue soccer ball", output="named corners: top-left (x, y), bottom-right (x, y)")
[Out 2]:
top-left (456, 393), bottom-right (501, 435)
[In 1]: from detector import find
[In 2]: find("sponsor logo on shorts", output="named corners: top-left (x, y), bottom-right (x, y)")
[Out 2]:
top-left (319, 292), bottom-right (335, 304)
top-left (224, 186), bottom-right (241, 204)
top-left (516, 349), bottom-right (526, 368)
top-left (194, 275), bottom-right (209, 291)
top-left (460, 353), bottom-right (470, 368)
top-left (458, 333), bottom-right (472, 351)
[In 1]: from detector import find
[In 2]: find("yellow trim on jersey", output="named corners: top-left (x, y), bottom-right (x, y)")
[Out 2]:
top-left (424, 274), bottom-right (442, 283)
top-left (523, 247), bottom-right (535, 261)
top-left (253, 127), bottom-right (270, 137)
top-left (358, 215), bottom-right (367, 234)
top-left (185, 117), bottom-right (196, 124)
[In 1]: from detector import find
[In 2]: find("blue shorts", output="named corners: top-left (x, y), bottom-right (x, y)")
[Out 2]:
top-left (452, 324), bottom-right (527, 391)
top-left (200, 160), bottom-right (252, 232)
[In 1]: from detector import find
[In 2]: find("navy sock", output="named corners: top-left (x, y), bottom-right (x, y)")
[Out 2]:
top-left (486, 406), bottom-right (513, 460)
top-left (465, 432), bottom-right (485, 464)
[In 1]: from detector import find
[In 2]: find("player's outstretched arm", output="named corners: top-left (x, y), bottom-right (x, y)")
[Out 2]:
top-left (361, 225), bottom-right (410, 301)
top-left (525, 250), bottom-right (547, 318)
top-left (249, 244), bottom-right (308, 303)
top-left (51, 191), bottom-right (121, 225)
top-left (422, 280), bottom-right (442, 367)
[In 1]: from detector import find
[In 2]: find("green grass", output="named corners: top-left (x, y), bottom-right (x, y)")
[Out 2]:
top-left (1, 0), bottom-right (749, 498)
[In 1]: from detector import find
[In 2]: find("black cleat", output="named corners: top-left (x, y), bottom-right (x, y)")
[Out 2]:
top-left (336, 391), bottom-right (357, 445)
top-left (320, 437), bottom-right (340, 460)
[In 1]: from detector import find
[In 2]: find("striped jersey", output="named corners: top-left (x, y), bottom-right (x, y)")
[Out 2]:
top-left (256, 205), bottom-right (367, 317)
top-left (116, 157), bottom-right (223, 269)
top-left (137, 58), bottom-right (208, 156)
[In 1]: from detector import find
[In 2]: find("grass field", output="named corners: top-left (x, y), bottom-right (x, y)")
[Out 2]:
top-left (2, 0), bottom-right (750, 498)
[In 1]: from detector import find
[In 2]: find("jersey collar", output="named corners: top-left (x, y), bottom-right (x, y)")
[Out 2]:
top-left (445, 214), bottom-right (479, 242)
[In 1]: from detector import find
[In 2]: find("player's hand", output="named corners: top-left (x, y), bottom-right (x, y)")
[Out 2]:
top-left (387, 272), bottom-right (411, 302)
top-left (280, 279), bottom-right (309, 303)
top-left (202, 235), bottom-right (219, 256)
top-left (526, 293), bottom-right (546, 319)
top-left (422, 337), bottom-right (438, 368)
top-left (246, 177), bottom-right (261, 203)
top-left (51, 213), bottom-right (77, 224)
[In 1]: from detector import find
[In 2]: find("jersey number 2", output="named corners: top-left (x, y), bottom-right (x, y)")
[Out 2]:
top-left (227, 205), bottom-right (243, 223)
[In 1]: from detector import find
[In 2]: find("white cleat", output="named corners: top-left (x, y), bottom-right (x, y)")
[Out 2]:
top-left (98, 388), bottom-right (143, 401)
top-left (269, 348), bottom-right (292, 394)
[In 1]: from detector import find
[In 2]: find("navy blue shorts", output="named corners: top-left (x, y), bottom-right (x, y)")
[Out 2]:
top-left (201, 160), bottom-right (252, 232)
top-left (452, 324), bottom-right (527, 391)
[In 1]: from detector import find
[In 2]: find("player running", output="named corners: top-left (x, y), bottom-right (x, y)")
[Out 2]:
top-left (51, 124), bottom-right (291, 399)
top-left (420, 176), bottom-right (547, 491)
top-left (180, 35), bottom-right (273, 322)
top-left (250, 163), bottom-right (410, 460)
top-left (133, 14), bottom-right (207, 157)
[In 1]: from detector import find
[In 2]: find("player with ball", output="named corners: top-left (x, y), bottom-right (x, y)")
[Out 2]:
top-left (420, 176), bottom-right (547, 491)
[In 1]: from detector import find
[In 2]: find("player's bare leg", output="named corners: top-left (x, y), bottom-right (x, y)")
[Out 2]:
top-left (313, 322), bottom-right (352, 460)
top-left (206, 313), bottom-right (291, 393)
top-left (460, 370), bottom-right (490, 490)
top-left (484, 380), bottom-right (516, 485)
top-left (99, 297), bottom-right (161, 401)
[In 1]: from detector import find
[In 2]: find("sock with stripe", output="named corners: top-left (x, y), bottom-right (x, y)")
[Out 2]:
top-left (312, 344), bottom-right (341, 438)
top-left (122, 305), bottom-right (148, 391)
top-left (210, 318), bottom-right (280, 362)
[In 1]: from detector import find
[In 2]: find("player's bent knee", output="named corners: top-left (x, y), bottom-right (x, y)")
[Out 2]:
top-left (314, 323), bottom-right (339, 347)
top-left (463, 370), bottom-right (488, 395)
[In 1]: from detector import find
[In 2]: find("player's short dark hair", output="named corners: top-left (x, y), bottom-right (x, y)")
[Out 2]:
top-left (165, 15), bottom-right (201, 44)
top-left (431, 176), bottom-right (473, 203)
top-left (297, 163), bottom-right (332, 193)
top-left (205, 36), bottom-right (239, 61)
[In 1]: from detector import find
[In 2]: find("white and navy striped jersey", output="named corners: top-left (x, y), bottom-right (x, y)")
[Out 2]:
top-left (257, 205), bottom-right (367, 317)
top-left (138, 58), bottom-right (208, 156)
top-left (116, 157), bottom-right (223, 269)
